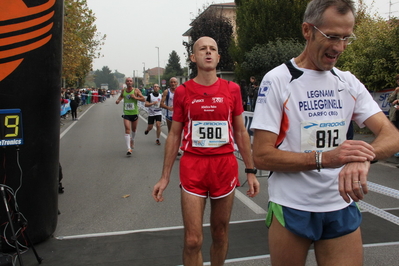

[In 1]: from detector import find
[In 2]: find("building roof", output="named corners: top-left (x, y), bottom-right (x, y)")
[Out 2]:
top-left (147, 67), bottom-right (165, 76)
top-left (182, 2), bottom-right (236, 37)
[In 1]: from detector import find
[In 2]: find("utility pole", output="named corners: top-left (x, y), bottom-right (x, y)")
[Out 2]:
top-left (155, 46), bottom-right (160, 85)
top-left (133, 70), bottom-right (136, 88)
top-left (142, 62), bottom-right (146, 87)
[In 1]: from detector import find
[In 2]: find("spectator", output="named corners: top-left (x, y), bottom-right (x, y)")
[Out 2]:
top-left (239, 79), bottom-right (248, 111)
top-left (388, 74), bottom-right (399, 157)
top-left (70, 89), bottom-right (80, 121)
top-left (80, 89), bottom-right (87, 105)
top-left (248, 76), bottom-right (258, 111)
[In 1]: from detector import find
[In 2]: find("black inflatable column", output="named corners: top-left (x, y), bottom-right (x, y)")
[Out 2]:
top-left (0, 0), bottom-right (64, 247)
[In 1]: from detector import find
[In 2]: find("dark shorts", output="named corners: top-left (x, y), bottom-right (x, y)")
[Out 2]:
top-left (165, 116), bottom-right (173, 121)
top-left (148, 115), bottom-right (162, 125)
top-left (122, 114), bottom-right (138, 122)
top-left (266, 201), bottom-right (362, 241)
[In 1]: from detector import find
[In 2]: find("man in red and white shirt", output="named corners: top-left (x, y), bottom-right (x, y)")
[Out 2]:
top-left (152, 36), bottom-right (259, 265)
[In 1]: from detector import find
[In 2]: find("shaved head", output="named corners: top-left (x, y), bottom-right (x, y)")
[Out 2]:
top-left (193, 36), bottom-right (218, 53)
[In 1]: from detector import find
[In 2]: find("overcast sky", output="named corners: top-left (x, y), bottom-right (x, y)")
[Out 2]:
top-left (87, 0), bottom-right (396, 79)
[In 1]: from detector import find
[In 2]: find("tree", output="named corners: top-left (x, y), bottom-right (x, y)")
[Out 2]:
top-left (63, 0), bottom-right (105, 87)
top-left (113, 70), bottom-right (125, 80)
top-left (241, 39), bottom-right (304, 82)
top-left (232, 0), bottom-right (308, 81)
top-left (337, 4), bottom-right (399, 91)
top-left (185, 7), bottom-right (234, 79)
top-left (93, 66), bottom-right (119, 90)
top-left (161, 50), bottom-right (183, 82)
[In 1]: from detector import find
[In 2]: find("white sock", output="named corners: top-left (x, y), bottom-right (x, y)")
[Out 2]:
top-left (125, 134), bottom-right (131, 149)
top-left (130, 131), bottom-right (136, 141)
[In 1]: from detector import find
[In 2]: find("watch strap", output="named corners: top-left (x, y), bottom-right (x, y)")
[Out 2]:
top-left (245, 168), bottom-right (257, 174)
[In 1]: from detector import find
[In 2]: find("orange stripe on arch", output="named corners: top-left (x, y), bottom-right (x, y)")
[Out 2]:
top-left (0, 23), bottom-right (53, 46)
top-left (0, 59), bottom-right (23, 82)
top-left (0, 35), bottom-right (52, 59)
top-left (0, 12), bottom-right (54, 34)
top-left (0, 0), bottom-right (56, 21)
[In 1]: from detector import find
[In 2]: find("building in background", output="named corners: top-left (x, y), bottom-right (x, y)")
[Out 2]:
top-left (143, 67), bottom-right (165, 87)
top-left (183, 2), bottom-right (236, 81)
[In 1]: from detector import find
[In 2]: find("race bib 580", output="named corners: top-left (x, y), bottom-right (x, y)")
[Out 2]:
top-left (192, 120), bottom-right (229, 148)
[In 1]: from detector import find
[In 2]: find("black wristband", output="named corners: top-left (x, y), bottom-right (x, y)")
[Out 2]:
top-left (245, 168), bottom-right (257, 174)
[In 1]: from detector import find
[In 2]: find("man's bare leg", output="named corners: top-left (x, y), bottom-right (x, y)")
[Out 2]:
top-left (269, 215), bottom-right (312, 266)
top-left (314, 228), bottom-right (363, 266)
top-left (181, 190), bottom-right (206, 266)
top-left (209, 192), bottom-right (235, 266)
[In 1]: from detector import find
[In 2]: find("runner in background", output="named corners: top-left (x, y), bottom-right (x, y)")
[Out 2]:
top-left (115, 77), bottom-right (145, 155)
top-left (144, 84), bottom-right (162, 145)
top-left (160, 77), bottom-right (182, 155)
top-left (160, 77), bottom-right (178, 131)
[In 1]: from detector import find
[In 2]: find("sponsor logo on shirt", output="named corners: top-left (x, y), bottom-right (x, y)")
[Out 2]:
top-left (192, 99), bottom-right (205, 104)
top-left (193, 140), bottom-right (206, 146)
top-left (259, 81), bottom-right (271, 97)
top-left (212, 97), bottom-right (224, 103)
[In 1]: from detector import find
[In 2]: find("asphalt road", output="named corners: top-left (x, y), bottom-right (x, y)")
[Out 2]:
top-left (18, 98), bottom-right (399, 265)
top-left (57, 100), bottom-right (269, 237)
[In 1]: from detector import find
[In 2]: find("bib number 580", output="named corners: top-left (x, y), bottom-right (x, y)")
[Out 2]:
top-left (199, 127), bottom-right (222, 139)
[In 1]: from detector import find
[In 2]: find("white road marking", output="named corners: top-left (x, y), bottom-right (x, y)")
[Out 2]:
top-left (60, 104), bottom-right (94, 139)
top-left (235, 189), bottom-right (267, 214)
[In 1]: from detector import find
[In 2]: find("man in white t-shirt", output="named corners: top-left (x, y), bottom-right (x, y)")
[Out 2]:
top-left (161, 77), bottom-right (183, 155)
top-left (160, 77), bottom-right (178, 131)
top-left (144, 84), bottom-right (162, 145)
top-left (251, 0), bottom-right (399, 265)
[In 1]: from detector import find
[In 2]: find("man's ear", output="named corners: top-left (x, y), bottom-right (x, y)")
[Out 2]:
top-left (190, 53), bottom-right (196, 63)
top-left (303, 22), bottom-right (312, 42)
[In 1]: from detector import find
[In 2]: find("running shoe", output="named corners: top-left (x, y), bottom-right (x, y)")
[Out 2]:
top-left (127, 149), bottom-right (132, 155)
top-left (145, 130), bottom-right (149, 135)
top-left (156, 139), bottom-right (161, 145)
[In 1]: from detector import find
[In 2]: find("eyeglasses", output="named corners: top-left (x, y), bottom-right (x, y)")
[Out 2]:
top-left (308, 23), bottom-right (356, 45)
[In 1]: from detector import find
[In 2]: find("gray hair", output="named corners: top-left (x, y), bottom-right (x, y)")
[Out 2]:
top-left (303, 0), bottom-right (356, 26)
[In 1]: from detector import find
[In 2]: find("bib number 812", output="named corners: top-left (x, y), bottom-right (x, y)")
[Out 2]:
top-left (316, 129), bottom-right (339, 148)
top-left (199, 127), bottom-right (222, 139)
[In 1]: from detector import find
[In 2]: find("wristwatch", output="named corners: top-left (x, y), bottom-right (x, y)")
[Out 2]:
top-left (245, 168), bottom-right (257, 174)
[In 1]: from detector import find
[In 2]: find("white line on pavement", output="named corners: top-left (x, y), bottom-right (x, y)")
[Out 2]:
top-left (60, 104), bottom-right (94, 139)
top-left (235, 189), bottom-right (267, 214)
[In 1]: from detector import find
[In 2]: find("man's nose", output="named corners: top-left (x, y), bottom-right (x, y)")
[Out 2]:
top-left (333, 41), bottom-right (346, 53)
